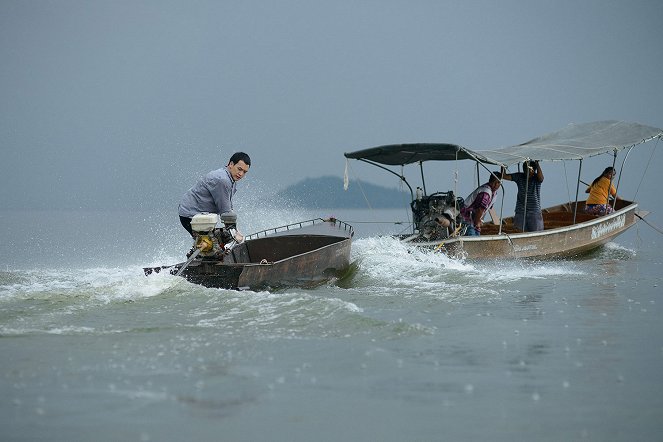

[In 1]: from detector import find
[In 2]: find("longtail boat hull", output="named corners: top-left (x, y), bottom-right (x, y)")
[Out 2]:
top-left (145, 219), bottom-right (354, 290)
top-left (422, 201), bottom-right (639, 259)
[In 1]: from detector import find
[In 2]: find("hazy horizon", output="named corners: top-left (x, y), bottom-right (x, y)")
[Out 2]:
top-left (2, 1), bottom-right (662, 213)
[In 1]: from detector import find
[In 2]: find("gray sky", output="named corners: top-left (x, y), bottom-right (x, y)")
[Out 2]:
top-left (1, 0), bottom-right (662, 211)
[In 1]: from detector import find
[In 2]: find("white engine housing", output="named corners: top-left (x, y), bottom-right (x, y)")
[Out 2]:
top-left (190, 213), bottom-right (218, 233)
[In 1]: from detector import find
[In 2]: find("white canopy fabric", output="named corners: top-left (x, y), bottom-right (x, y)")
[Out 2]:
top-left (478, 120), bottom-right (663, 166)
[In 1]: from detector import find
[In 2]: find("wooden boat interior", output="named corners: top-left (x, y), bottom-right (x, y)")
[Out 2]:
top-left (479, 199), bottom-right (634, 236)
top-left (227, 234), bottom-right (349, 264)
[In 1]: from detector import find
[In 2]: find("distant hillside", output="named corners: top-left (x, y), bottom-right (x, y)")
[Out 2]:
top-left (277, 176), bottom-right (410, 208)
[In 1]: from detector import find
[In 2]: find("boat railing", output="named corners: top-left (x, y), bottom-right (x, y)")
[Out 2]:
top-left (245, 218), bottom-right (354, 240)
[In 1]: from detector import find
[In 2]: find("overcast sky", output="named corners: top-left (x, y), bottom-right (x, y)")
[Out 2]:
top-left (1, 0), bottom-right (662, 212)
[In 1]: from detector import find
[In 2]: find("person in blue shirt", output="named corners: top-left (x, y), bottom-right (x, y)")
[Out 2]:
top-left (178, 152), bottom-right (251, 239)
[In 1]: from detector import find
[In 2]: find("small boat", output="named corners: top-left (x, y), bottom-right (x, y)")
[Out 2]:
top-left (144, 216), bottom-right (354, 290)
top-left (344, 120), bottom-right (662, 259)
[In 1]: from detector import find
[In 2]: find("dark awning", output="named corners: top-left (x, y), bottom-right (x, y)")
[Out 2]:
top-left (344, 143), bottom-right (499, 166)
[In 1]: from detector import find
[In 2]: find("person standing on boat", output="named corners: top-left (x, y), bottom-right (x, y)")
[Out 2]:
top-left (501, 160), bottom-right (544, 232)
top-left (584, 167), bottom-right (620, 215)
top-left (460, 172), bottom-right (502, 236)
top-left (178, 152), bottom-right (251, 239)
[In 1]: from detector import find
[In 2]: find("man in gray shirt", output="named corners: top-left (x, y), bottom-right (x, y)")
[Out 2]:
top-left (178, 152), bottom-right (251, 238)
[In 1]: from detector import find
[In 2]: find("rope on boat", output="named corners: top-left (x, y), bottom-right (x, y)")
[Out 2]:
top-left (346, 161), bottom-right (374, 210)
top-left (633, 136), bottom-right (660, 201)
top-left (433, 225), bottom-right (465, 252)
top-left (502, 231), bottom-right (518, 257)
top-left (635, 213), bottom-right (663, 235)
top-left (343, 220), bottom-right (407, 224)
top-left (344, 159), bottom-right (414, 232)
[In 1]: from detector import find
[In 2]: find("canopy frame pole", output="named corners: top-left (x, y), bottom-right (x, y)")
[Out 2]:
top-left (498, 182), bottom-right (505, 235)
top-left (355, 158), bottom-right (416, 234)
top-left (354, 158), bottom-right (414, 200)
top-left (521, 160), bottom-right (529, 231)
top-left (419, 161), bottom-right (427, 195)
top-left (613, 146), bottom-right (633, 209)
top-left (607, 150), bottom-right (618, 209)
top-left (573, 159), bottom-right (583, 224)
top-left (453, 151), bottom-right (460, 222)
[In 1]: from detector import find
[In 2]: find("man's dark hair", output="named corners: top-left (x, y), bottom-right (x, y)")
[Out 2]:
top-left (228, 152), bottom-right (251, 167)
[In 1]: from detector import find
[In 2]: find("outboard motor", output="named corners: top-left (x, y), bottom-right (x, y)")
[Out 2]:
top-left (189, 211), bottom-right (240, 258)
top-left (216, 211), bottom-right (238, 247)
top-left (410, 191), bottom-right (463, 240)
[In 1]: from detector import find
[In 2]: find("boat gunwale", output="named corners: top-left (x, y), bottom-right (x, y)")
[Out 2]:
top-left (245, 217), bottom-right (354, 241)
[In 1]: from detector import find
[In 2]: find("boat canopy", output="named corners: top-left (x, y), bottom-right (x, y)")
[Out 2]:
top-left (479, 120), bottom-right (663, 166)
top-left (343, 143), bottom-right (499, 166)
top-left (344, 121), bottom-right (662, 167)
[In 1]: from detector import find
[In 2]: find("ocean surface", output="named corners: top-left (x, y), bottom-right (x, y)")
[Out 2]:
top-left (1, 208), bottom-right (662, 441)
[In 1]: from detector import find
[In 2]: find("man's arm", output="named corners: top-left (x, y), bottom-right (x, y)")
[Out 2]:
top-left (473, 207), bottom-right (486, 229)
top-left (500, 166), bottom-right (513, 181)
top-left (472, 191), bottom-right (493, 229)
top-left (535, 161), bottom-right (544, 182)
top-left (208, 175), bottom-right (233, 215)
top-left (610, 183), bottom-right (619, 200)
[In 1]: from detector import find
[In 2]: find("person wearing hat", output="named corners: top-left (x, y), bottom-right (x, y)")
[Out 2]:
top-left (178, 152), bottom-right (251, 240)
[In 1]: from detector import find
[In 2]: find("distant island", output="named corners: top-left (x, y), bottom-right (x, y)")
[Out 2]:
top-left (276, 176), bottom-right (410, 208)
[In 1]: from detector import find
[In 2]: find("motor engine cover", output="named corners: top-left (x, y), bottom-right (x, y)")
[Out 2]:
top-left (191, 213), bottom-right (219, 233)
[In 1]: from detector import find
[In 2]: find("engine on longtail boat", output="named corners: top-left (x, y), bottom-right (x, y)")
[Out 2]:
top-left (410, 189), bottom-right (463, 240)
top-left (189, 211), bottom-right (239, 259)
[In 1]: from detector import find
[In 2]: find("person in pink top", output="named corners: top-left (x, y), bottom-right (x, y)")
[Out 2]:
top-left (460, 172), bottom-right (502, 236)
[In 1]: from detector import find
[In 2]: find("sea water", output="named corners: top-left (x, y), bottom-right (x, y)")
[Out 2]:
top-left (1, 208), bottom-right (662, 441)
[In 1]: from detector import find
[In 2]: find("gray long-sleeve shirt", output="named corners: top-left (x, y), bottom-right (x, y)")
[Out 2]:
top-left (178, 168), bottom-right (236, 218)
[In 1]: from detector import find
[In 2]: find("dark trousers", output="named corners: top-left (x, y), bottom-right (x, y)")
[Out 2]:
top-left (180, 216), bottom-right (194, 237)
top-left (513, 211), bottom-right (544, 232)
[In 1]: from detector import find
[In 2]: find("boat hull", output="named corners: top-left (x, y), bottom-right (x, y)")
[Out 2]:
top-left (402, 201), bottom-right (640, 259)
top-left (182, 237), bottom-right (352, 290)
top-left (145, 219), bottom-right (353, 290)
